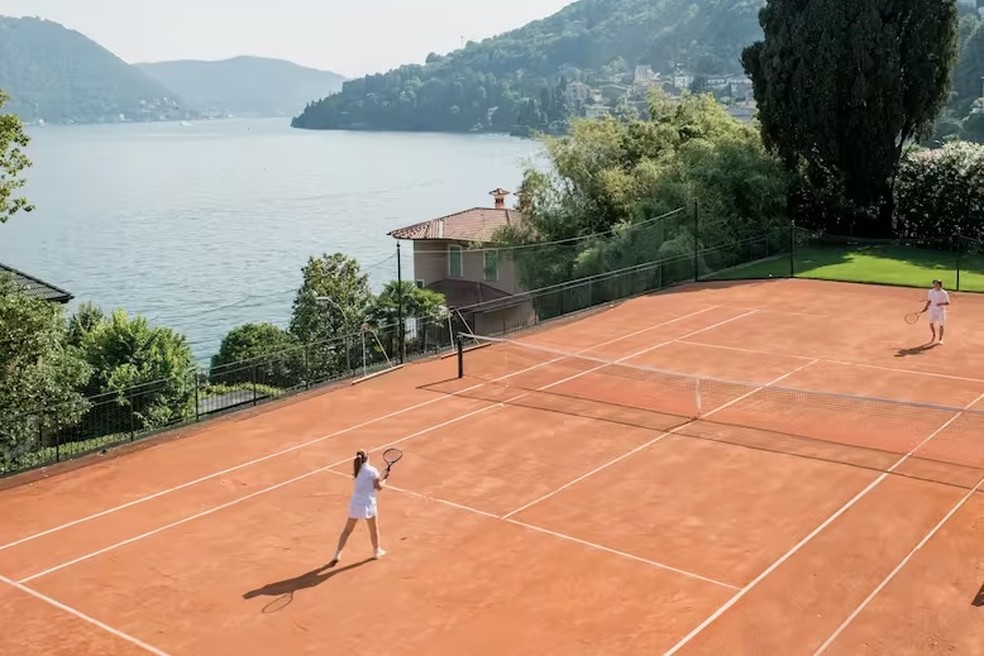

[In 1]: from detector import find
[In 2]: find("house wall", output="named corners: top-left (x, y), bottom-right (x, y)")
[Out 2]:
top-left (411, 240), bottom-right (522, 294)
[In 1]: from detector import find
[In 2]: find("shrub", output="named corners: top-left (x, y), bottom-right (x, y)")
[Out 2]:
top-left (895, 141), bottom-right (984, 247)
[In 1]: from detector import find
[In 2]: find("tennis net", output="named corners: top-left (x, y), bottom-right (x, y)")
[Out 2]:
top-left (455, 333), bottom-right (984, 490)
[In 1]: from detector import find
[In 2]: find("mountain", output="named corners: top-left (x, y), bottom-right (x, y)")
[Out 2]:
top-left (0, 16), bottom-right (193, 124)
top-left (136, 57), bottom-right (346, 118)
top-left (291, 0), bottom-right (766, 134)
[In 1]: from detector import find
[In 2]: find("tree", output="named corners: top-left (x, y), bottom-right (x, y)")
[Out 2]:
top-left (78, 309), bottom-right (196, 432)
top-left (210, 323), bottom-right (299, 389)
top-left (0, 275), bottom-right (90, 467)
top-left (66, 302), bottom-right (105, 347)
top-left (289, 253), bottom-right (373, 343)
top-left (289, 254), bottom-right (373, 379)
top-left (366, 281), bottom-right (446, 357)
top-left (742, 0), bottom-right (960, 236)
top-left (497, 90), bottom-right (789, 291)
top-left (0, 89), bottom-right (33, 223)
top-left (367, 281), bottom-right (446, 326)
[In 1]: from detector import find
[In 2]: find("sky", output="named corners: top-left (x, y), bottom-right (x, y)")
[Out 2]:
top-left (0, 0), bottom-right (575, 78)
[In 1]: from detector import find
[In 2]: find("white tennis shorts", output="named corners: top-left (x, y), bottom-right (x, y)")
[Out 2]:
top-left (929, 309), bottom-right (946, 325)
top-left (348, 495), bottom-right (377, 520)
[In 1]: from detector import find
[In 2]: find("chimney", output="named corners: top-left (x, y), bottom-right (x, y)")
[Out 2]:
top-left (489, 187), bottom-right (510, 210)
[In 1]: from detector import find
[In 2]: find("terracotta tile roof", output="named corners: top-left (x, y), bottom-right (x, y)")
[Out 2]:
top-left (425, 279), bottom-right (512, 309)
top-left (0, 263), bottom-right (73, 303)
top-left (388, 208), bottom-right (524, 243)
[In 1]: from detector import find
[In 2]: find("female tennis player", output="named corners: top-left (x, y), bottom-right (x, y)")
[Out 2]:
top-left (329, 450), bottom-right (387, 565)
top-left (923, 279), bottom-right (951, 344)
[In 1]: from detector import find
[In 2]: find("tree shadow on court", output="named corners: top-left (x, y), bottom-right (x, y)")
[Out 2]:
top-left (973, 582), bottom-right (984, 607)
top-left (894, 343), bottom-right (939, 358)
top-left (242, 558), bottom-right (373, 612)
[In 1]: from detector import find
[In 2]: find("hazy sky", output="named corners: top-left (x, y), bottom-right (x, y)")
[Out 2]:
top-left (0, 0), bottom-right (574, 77)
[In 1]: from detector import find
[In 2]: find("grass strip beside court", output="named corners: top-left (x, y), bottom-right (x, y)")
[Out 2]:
top-left (708, 244), bottom-right (984, 292)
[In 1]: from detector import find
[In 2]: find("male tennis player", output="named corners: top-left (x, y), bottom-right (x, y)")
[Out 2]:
top-left (922, 279), bottom-right (951, 344)
top-left (329, 450), bottom-right (387, 565)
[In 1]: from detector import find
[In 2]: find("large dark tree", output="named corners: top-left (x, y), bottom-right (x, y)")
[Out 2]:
top-left (742, 0), bottom-right (960, 236)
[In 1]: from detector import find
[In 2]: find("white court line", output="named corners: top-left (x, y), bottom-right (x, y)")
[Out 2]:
top-left (18, 403), bottom-right (512, 583)
top-left (681, 338), bottom-right (984, 385)
top-left (0, 574), bottom-right (170, 656)
top-left (813, 473), bottom-right (984, 654)
top-left (323, 469), bottom-right (738, 590)
top-left (20, 307), bottom-right (751, 582)
top-left (662, 391), bottom-right (984, 656)
top-left (500, 358), bottom-right (818, 520)
top-left (1, 305), bottom-right (722, 553)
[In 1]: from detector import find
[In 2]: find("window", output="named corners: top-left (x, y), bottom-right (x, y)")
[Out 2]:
top-left (483, 249), bottom-right (499, 282)
top-left (448, 244), bottom-right (463, 278)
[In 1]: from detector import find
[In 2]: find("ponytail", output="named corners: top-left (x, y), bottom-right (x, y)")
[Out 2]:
top-left (352, 450), bottom-right (367, 478)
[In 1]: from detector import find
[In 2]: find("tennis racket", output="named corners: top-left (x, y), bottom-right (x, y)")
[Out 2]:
top-left (904, 310), bottom-right (922, 325)
top-left (383, 447), bottom-right (403, 475)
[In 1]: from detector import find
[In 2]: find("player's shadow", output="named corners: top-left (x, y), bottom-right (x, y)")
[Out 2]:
top-left (242, 558), bottom-right (373, 601)
top-left (973, 582), bottom-right (984, 607)
top-left (895, 343), bottom-right (938, 358)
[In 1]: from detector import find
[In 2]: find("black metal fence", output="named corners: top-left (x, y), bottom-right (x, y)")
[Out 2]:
top-left (6, 222), bottom-right (979, 477)
top-left (1, 317), bottom-right (468, 477)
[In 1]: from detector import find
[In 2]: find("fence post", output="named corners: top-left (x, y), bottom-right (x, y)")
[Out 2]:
top-left (194, 371), bottom-right (200, 422)
top-left (956, 235), bottom-right (962, 292)
top-left (397, 242), bottom-right (405, 364)
top-left (788, 219), bottom-right (795, 278)
top-left (303, 345), bottom-right (310, 390)
top-left (252, 364), bottom-right (258, 406)
top-left (693, 201), bottom-right (699, 281)
top-left (128, 391), bottom-right (135, 441)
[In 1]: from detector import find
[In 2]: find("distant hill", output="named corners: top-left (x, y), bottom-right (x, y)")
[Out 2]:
top-left (0, 16), bottom-right (193, 124)
top-left (292, 0), bottom-right (766, 133)
top-left (136, 57), bottom-right (346, 118)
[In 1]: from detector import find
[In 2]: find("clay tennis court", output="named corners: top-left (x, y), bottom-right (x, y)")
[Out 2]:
top-left (2, 278), bottom-right (983, 655)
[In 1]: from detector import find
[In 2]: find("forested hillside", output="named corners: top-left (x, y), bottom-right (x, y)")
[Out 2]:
top-left (0, 16), bottom-right (193, 124)
top-left (292, 0), bottom-right (765, 133)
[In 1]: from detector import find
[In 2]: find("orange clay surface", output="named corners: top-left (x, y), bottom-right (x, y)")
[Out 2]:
top-left (2, 278), bottom-right (984, 655)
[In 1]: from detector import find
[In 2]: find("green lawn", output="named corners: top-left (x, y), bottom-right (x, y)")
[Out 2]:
top-left (707, 244), bottom-right (984, 292)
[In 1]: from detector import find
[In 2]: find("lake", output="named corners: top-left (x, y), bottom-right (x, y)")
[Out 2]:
top-left (0, 118), bottom-right (543, 362)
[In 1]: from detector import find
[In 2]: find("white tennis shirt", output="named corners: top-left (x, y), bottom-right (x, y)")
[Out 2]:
top-left (352, 463), bottom-right (379, 501)
top-left (928, 288), bottom-right (949, 308)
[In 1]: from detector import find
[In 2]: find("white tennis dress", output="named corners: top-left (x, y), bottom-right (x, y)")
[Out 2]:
top-left (928, 287), bottom-right (949, 324)
top-left (348, 463), bottom-right (380, 519)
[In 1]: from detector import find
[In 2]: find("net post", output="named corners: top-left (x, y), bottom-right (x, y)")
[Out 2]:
top-left (456, 337), bottom-right (464, 379)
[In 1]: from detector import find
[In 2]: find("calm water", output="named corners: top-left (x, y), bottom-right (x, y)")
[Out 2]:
top-left (0, 118), bottom-right (543, 362)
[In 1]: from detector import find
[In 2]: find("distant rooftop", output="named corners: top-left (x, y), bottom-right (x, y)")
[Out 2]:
top-left (388, 207), bottom-right (523, 243)
top-left (388, 188), bottom-right (524, 243)
top-left (0, 263), bottom-right (73, 303)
